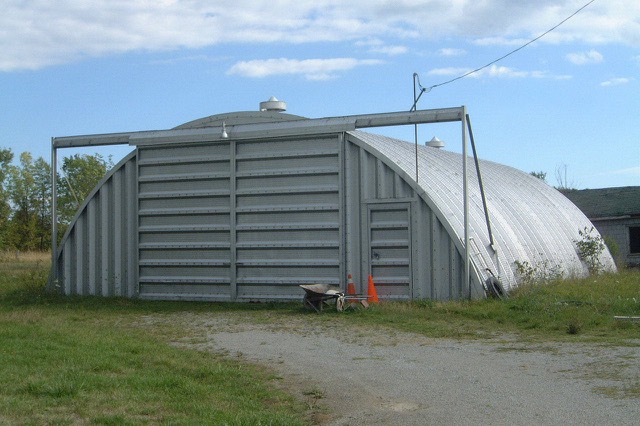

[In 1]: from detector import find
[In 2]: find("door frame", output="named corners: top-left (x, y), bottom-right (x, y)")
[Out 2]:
top-left (362, 200), bottom-right (413, 299)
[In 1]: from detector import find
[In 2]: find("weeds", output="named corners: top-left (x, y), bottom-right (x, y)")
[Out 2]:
top-left (514, 258), bottom-right (563, 286)
top-left (566, 319), bottom-right (582, 335)
top-left (513, 227), bottom-right (609, 287)
top-left (575, 226), bottom-right (607, 274)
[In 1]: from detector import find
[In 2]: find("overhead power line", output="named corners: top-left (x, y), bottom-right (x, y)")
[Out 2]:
top-left (415, 0), bottom-right (597, 96)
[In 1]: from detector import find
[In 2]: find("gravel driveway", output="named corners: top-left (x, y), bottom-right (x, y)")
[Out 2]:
top-left (149, 312), bottom-right (640, 425)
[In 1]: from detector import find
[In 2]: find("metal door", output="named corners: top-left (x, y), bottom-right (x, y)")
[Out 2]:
top-left (366, 203), bottom-right (412, 299)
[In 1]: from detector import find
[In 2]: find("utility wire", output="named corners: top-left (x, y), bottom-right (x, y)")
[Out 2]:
top-left (415, 0), bottom-right (597, 96)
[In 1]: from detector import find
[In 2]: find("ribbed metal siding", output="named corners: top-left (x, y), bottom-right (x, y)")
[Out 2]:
top-left (235, 135), bottom-right (341, 299)
top-left (136, 135), bottom-right (341, 300)
top-left (52, 152), bottom-right (138, 297)
top-left (367, 204), bottom-right (412, 299)
top-left (137, 143), bottom-right (232, 299)
top-left (344, 140), bottom-right (476, 300)
top-left (356, 148), bottom-right (416, 299)
top-left (349, 131), bottom-right (616, 292)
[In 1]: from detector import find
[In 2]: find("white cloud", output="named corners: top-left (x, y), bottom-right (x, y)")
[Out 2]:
top-left (566, 49), bottom-right (603, 65)
top-left (226, 58), bottom-right (383, 80)
top-left (611, 166), bottom-right (640, 178)
top-left (473, 37), bottom-right (531, 47)
top-left (600, 166), bottom-right (640, 179)
top-left (437, 48), bottom-right (466, 57)
top-left (369, 45), bottom-right (408, 56)
top-left (427, 67), bottom-right (470, 77)
top-left (150, 55), bottom-right (224, 65)
top-left (1, 1), bottom-right (639, 71)
top-left (355, 39), bottom-right (407, 55)
top-left (427, 64), bottom-right (570, 80)
top-left (600, 77), bottom-right (631, 87)
top-left (354, 39), bottom-right (384, 47)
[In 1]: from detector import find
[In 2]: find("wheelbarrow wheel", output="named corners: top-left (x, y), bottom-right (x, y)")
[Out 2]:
top-left (336, 294), bottom-right (345, 312)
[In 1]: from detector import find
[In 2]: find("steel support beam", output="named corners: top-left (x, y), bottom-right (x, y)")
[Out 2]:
top-left (52, 107), bottom-right (466, 148)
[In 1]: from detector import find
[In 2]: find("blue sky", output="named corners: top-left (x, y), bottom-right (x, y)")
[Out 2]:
top-left (1, 0), bottom-right (638, 189)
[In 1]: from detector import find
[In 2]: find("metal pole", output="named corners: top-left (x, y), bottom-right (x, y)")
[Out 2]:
top-left (462, 108), bottom-right (470, 298)
top-left (413, 73), bottom-right (419, 183)
top-left (467, 114), bottom-right (494, 248)
top-left (51, 139), bottom-right (58, 285)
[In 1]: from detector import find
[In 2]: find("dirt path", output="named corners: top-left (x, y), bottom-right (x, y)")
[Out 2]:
top-left (147, 313), bottom-right (640, 425)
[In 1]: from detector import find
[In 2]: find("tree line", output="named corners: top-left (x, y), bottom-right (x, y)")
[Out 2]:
top-left (0, 148), bottom-right (112, 251)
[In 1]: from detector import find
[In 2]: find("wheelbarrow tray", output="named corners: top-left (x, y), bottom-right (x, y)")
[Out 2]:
top-left (300, 284), bottom-right (343, 312)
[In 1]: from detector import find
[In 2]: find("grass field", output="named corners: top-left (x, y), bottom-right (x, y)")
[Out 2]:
top-left (0, 252), bottom-right (308, 425)
top-left (351, 269), bottom-right (640, 343)
top-left (1, 252), bottom-right (639, 424)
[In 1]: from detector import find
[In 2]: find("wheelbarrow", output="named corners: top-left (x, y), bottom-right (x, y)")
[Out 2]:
top-left (299, 284), bottom-right (344, 312)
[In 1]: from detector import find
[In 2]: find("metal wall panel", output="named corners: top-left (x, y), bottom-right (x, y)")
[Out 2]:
top-left (137, 142), bottom-right (232, 300)
top-left (51, 152), bottom-right (138, 297)
top-left (343, 141), bottom-right (472, 300)
top-left (134, 134), bottom-right (342, 301)
top-left (234, 135), bottom-right (342, 299)
top-left (349, 130), bottom-right (615, 295)
top-left (366, 203), bottom-right (412, 299)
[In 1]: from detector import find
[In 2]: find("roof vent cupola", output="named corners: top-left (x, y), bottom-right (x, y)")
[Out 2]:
top-left (259, 96), bottom-right (287, 112)
top-left (426, 136), bottom-right (445, 148)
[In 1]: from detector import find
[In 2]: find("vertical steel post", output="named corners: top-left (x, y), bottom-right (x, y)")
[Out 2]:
top-left (51, 139), bottom-right (58, 285)
top-left (413, 74), bottom-right (419, 183)
top-left (462, 108), bottom-right (470, 298)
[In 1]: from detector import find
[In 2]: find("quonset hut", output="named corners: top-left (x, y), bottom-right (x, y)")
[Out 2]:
top-left (48, 103), bottom-right (615, 301)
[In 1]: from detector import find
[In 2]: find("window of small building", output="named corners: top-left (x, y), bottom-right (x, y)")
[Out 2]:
top-left (630, 227), bottom-right (640, 254)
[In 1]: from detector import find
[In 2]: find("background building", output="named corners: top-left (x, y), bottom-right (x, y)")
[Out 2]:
top-left (562, 187), bottom-right (640, 268)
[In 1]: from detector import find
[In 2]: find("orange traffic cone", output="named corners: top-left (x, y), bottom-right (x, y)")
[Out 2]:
top-left (367, 275), bottom-right (379, 303)
top-left (347, 274), bottom-right (357, 296)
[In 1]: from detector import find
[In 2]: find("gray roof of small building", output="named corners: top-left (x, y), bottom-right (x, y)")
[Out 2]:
top-left (561, 187), bottom-right (640, 219)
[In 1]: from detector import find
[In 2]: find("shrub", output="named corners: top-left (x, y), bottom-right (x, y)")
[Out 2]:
top-left (575, 227), bottom-right (606, 275)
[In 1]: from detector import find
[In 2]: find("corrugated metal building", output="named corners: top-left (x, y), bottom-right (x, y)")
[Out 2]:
top-left (48, 105), bottom-right (616, 301)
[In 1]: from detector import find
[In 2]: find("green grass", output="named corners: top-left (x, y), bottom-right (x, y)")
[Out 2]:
top-left (0, 252), bottom-right (308, 425)
top-left (338, 270), bottom-right (640, 343)
top-left (203, 269), bottom-right (639, 344)
top-left (1, 252), bottom-right (639, 423)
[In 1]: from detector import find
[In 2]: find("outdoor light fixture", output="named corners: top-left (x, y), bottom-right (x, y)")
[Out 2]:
top-left (221, 122), bottom-right (228, 139)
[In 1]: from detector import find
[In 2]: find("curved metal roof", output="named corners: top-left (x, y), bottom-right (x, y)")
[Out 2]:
top-left (174, 111), bottom-right (306, 129)
top-left (349, 131), bottom-right (616, 290)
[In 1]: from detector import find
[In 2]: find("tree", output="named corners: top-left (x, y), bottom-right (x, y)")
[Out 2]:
top-left (0, 150), bottom-right (112, 250)
top-left (554, 163), bottom-right (578, 191)
top-left (529, 171), bottom-right (547, 183)
top-left (5, 152), bottom-right (40, 250)
top-left (33, 157), bottom-right (52, 250)
top-left (58, 153), bottom-right (112, 225)
top-left (0, 148), bottom-right (14, 248)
